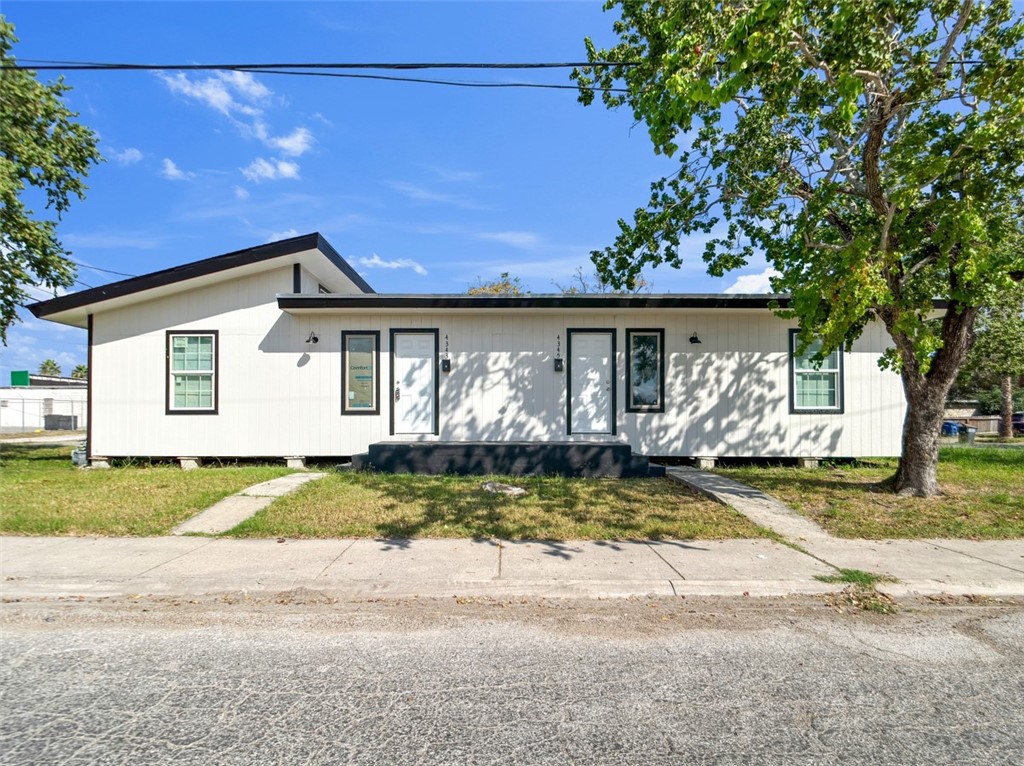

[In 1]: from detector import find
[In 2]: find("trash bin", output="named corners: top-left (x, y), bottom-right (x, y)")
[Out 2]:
top-left (942, 421), bottom-right (960, 437)
top-left (958, 425), bottom-right (977, 445)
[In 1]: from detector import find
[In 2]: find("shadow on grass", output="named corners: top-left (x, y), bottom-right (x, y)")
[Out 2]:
top-left (332, 472), bottom-right (742, 559)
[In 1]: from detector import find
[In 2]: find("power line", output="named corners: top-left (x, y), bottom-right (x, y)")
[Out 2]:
top-left (6, 60), bottom-right (625, 72)
top-left (232, 67), bottom-right (630, 92)
top-left (71, 260), bottom-right (138, 278)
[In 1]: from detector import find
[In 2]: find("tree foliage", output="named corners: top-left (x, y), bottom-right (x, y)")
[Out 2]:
top-left (467, 272), bottom-right (527, 295)
top-left (71, 363), bottom-right (88, 380)
top-left (0, 17), bottom-right (101, 344)
top-left (575, 0), bottom-right (1024, 494)
top-left (37, 359), bottom-right (61, 376)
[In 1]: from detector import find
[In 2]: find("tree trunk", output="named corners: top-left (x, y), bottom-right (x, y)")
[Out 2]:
top-left (894, 382), bottom-right (948, 497)
top-left (1000, 375), bottom-right (1014, 438)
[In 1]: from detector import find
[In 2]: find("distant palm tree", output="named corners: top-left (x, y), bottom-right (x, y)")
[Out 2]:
top-left (71, 364), bottom-right (88, 380)
top-left (38, 359), bottom-right (61, 376)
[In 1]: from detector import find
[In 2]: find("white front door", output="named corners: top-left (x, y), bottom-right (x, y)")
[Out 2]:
top-left (393, 332), bottom-right (436, 435)
top-left (569, 331), bottom-right (614, 434)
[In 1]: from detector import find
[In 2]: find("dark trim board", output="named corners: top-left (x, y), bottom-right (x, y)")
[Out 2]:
top-left (341, 330), bottom-right (381, 415)
top-left (86, 314), bottom-right (93, 460)
top-left (29, 232), bottom-right (374, 319)
top-left (292, 264), bottom-right (301, 293)
top-left (388, 329), bottom-right (440, 436)
top-left (280, 293), bottom-right (795, 311)
top-left (788, 329), bottom-right (846, 414)
top-left (565, 328), bottom-right (617, 436)
top-left (625, 328), bottom-right (666, 414)
top-left (165, 330), bottom-right (220, 416)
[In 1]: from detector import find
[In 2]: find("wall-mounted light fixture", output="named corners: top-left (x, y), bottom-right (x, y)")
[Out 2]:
top-left (305, 331), bottom-right (319, 344)
top-left (553, 333), bottom-right (564, 372)
top-left (441, 333), bottom-right (452, 373)
top-left (689, 332), bottom-right (702, 344)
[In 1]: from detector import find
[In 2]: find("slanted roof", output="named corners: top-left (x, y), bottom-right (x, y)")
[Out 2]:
top-left (277, 293), bottom-right (792, 313)
top-left (29, 232), bottom-right (374, 328)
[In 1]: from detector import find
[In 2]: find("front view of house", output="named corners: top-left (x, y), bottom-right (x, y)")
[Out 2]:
top-left (30, 233), bottom-right (907, 467)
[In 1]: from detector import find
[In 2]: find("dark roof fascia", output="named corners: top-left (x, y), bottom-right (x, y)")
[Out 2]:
top-left (314, 233), bottom-right (375, 294)
top-left (277, 293), bottom-right (793, 310)
top-left (29, 233), bottom-right (373, 319)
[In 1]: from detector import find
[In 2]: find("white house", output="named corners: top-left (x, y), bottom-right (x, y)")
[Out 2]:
top-left (29, 233), bottom-right (907, 472)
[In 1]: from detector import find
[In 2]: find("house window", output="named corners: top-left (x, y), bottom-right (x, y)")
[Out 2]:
top-left (626, 329), bottom-right (665, 413)
top-left (789, 330), bottom-right (843, 413)
top-left (342, 331), bottom-right (379, 414)
top-left (167, 331), bottom-right (218, 414)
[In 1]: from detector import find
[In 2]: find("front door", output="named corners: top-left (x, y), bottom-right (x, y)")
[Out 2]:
top-left (391, 330), bottom-right (437, 435)
top-left (568, 330), bottom-right (615, 434)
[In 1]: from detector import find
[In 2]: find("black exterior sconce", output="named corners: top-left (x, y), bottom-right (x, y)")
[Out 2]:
top-left (689, 332), bottom-right (702, 344)
top-left (553, 333), bottom-right (564, 372)
top-left (305, 331), bottom-right (319, 344)
top-left (441, 334), bottom-right (452, 373)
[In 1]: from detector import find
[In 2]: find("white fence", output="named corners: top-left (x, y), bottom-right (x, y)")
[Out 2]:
top-left (0, 397), bottom-right (88, 433)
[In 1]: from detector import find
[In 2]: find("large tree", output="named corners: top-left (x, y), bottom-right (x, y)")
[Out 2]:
top-left (575, 0), bottom-right (1024, 495)
top-left (0, 17), bottom-right (101, 344)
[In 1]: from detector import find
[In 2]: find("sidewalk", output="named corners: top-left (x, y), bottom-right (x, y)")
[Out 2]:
top-left (2, 533), bottom-right (1020, 601)
top-left (2, 466), bottom-right (1021, 602)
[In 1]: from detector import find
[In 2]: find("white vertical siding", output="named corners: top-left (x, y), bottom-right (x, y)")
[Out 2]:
top-left (90, 280), bottom-right (907, 458)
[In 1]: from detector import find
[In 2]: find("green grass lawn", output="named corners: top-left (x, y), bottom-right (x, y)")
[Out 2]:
top-left (227, 471), bottom-right (766, 540)
top-left (0, 444), bottom-right (293, 536)
top-left (717, 447), bottom-right (1024, 539)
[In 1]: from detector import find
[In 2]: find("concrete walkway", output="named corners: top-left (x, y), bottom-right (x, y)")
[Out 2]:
top-left (667, 466), bottom-right (1024, 597)
top-left (171, 472), bottom-right (325, 535)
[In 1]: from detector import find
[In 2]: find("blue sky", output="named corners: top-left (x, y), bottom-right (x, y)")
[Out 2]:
top-left (2, 1), bottom-right (785, 381)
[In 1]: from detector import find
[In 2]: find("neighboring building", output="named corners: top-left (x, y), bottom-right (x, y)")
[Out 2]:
top-left (28, 233), bottom-right (907, 468)
top-left (0, 386), bottom-right (88, 433)
top-left (9, 371), bottom-right (88, 389)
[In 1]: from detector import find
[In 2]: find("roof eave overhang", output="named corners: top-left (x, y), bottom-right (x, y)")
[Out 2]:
top-left (277, 293), bottom-right (793, 313)
top-left (29, 233), bottom-right (374, 328)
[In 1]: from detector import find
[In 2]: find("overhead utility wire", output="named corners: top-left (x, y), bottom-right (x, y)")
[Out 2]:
top-left (70, 261), bottom-right (138, 278)
top-left (231, 67), bottom-right (631, 92)
top-left (5, 60), bottom-right (630, 72)
top-left (6, 57), bottom-right (1015, 73)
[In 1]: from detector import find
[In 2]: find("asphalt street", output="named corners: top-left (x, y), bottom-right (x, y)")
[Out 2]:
top-left (2, 595), bottom-right (1022, 765)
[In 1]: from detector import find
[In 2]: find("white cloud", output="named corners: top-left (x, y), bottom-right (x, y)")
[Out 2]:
top-left (160, 158), bottom-right (194, 181)
top-left (113, 147), bottom-right (143, 166)
top-left (218, 70), bottom-right (271, 102)
top-left (358, 253), bottom-right (428, 276)
top-left (429, 166), bottom-right (482, 183)
top-left (475, 231), bottom-right (542, 250)
top-left (390, 181), bottom-right (487, 210)
top-left (159, 71), bottom-right (268, 118)
top-left (723, 267), bottom-right (780, 294)
top-left (265, 229), bottom-right (300, 243)
top-left (241, 157), bottom-right (300, 182)
top-left (233, 185), bottom-right (250, 200)
top-left (260, 126), bottom-right (314, 157)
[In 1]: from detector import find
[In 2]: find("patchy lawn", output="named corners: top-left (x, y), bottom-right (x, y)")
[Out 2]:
top-left (228, 471), bottom-right (766, 540)
top-left (717, 447), bottom-right (1024, 539)
top-left (0, 444), bottom-right (293, 536)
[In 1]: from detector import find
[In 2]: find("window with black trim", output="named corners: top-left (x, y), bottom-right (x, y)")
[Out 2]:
top-left (167, 331), bottom-right (218, 413)
top-left (626, 328), bottom-right (665, 413)
top-left (789, 330), bottom-right (844, 413)
top-left (342, 331), bottom-right (380, 414)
